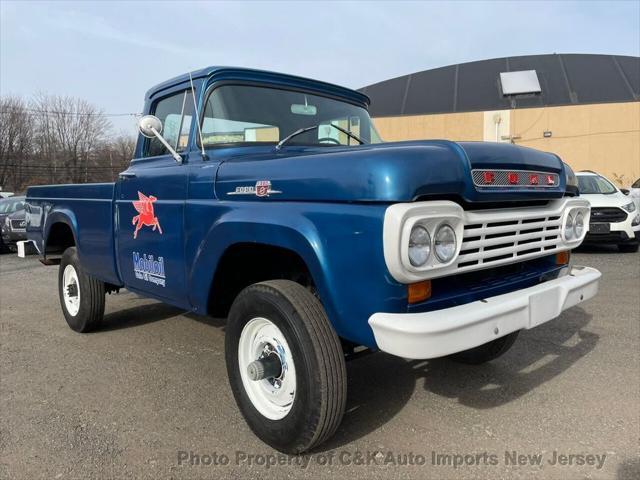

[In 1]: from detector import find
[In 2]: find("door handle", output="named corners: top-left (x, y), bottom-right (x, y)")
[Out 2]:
top-left (119, 171), bottom-right (136, 179)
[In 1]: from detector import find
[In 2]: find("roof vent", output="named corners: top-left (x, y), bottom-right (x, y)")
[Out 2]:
top-left (500, 70), bottom-right (541, 95)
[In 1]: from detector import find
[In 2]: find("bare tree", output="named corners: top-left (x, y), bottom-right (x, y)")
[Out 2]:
top-left (1, 93), bottom-right (136, 191)
top-left (93, 134), bottom-right (136, 182)
top-left (0, 96), bottom-right (33, 190)
top-left (31, 93), bottom-right (112, 184)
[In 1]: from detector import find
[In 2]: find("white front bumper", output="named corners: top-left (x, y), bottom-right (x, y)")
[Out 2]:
top-left (368, 266), bottom-right (601, 360)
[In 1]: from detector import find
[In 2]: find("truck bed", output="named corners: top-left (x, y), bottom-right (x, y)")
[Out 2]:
top-left (26, 183), bottom-right (120, 285)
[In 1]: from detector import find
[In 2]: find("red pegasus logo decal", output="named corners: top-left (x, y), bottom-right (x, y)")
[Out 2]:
top-left (132, 191), bottom-right (162, 239)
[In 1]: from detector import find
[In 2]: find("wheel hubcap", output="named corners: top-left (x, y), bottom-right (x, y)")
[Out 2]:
top-left (62, 265), bottom-right (80, 316)
top-left (238, 317), bottom-right (296, 420)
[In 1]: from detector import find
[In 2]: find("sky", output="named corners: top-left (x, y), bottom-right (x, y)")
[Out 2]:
top-left (1, 0), bottom-right (639, 133)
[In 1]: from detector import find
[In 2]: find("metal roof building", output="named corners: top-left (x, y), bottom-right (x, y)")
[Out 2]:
top-left (361, 54), bottom-right (639, 116)
top-left (361, 54), bottom-right (640, 185)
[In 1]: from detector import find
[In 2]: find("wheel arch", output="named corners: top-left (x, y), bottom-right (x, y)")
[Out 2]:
top-left (43, 210), bottom-right (79, 258)
top-left (188, 218), bottom-right (334, 326)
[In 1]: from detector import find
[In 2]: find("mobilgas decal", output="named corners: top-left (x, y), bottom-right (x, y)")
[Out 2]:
top-left (133, 252), bottom-right (166, 287)
top-left (132, 191), bottom-right (163, 239)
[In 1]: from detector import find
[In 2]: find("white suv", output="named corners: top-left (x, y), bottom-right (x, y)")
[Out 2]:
top-left (577, 171), bottom-right (639, 252)
top-left (627, 178), bottom-right (640, 212)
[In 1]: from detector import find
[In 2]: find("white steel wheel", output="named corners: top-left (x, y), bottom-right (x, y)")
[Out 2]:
top-left (226, 280), bottom-right (346, 453)
top-left (58, 247), bottom-right (105, 333)
top-left (62, 264), bottom-right (81, 317)
top-left (238, 317), bottom-right (297, 420)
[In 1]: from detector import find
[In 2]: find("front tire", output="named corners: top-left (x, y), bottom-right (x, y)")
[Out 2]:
top-left (449, 331), bottom-right (520, 365)
top-left (58, 247), bottom-right (105, 332)
top-left (225, 280), bottom-right (347, 454)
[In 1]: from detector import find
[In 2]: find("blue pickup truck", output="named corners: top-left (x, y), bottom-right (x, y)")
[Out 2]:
top-left (26, 67), bottom-right (601, 453)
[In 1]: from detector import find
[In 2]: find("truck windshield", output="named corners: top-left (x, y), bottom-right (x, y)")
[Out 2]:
top-left (200, 85), bottom-right (382, 147)
top-left (577, 175), bottom-right (617, 194)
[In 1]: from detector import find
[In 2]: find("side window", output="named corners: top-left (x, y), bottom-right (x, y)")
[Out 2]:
top-left (146, 90), bottom-right (195, 157)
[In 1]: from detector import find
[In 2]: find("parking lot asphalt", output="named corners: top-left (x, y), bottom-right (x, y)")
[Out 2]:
top-left (1, 248), bottom-right (639, 480)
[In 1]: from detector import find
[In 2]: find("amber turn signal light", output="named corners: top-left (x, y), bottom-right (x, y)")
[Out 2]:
top-left (556, 250), bottom-right (570, 265)
top-left (408, 280), bottom-right (432, 304)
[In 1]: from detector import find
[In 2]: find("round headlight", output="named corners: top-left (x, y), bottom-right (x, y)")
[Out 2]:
top-left (434, 224), bottom-right (457, 263)
top-left (574, 212), bottom-right (584, 238)
top-left (564, 213), bottom-right (575, 240)
top-left (408, 225), bottom-right (431, 267)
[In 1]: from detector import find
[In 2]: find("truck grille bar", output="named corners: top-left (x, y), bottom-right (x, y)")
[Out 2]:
top-left (458, 214), bottom-right (562, 269)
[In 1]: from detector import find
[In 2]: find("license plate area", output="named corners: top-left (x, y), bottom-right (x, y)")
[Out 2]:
top-left (590, 223), bottom-right (610, 234)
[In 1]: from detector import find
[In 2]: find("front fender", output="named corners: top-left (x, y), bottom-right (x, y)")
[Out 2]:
top-left (186, 201), bottom-right (405, 347)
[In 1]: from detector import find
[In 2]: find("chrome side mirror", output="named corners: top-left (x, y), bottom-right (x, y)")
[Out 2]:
top-left (137, 115), bottom-right (182, 163)
top-left (138, 115), bottom-right (164, 138)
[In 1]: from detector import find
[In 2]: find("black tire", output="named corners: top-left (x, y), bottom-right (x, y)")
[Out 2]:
top-left (225, 280), bottom-right (347, 454)
top-left (449, 331), bottom-right (520, 365)
top-left (618, 243), bottom-right (639, 253)
top-left (58, 247), bottom-right (105, 332)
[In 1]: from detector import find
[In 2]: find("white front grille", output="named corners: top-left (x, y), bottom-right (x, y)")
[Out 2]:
top-left (382, 198), bottom-right (590, 284)
top-left (457, 213), bottom-right (562, 271)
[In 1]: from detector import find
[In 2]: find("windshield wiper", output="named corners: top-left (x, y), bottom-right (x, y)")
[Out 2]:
top-left (275, 123), bottom-right (366, 150)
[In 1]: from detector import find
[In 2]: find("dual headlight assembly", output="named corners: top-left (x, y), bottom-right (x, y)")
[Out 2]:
top-left (383, 199), bottom-right (590, 284)
top-left (408, 223), bottom-right (457, 267)
top-left (562, 210), bottom-right (585, 241)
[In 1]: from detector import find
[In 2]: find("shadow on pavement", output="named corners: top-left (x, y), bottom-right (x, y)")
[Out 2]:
top-left (98, 301), bottom-right (184, 331)
top-left (319, 353), bottom-right (416, 452)
top-left (185, 312), bottom-right (227, 329)
top-left (575, 244), bottom-right (626, 254)
top-left (320, 307), bottom-right (597, 450)
top-left (414, 308), bottom-right (598, 409)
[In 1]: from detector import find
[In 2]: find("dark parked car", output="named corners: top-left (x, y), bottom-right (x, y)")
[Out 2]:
top-left (0, 196), bottom-right (25, 252)
top-left (2, 208), bottom-right (27, 251)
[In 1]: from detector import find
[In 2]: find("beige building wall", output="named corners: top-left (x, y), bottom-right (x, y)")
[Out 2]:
top-left (512, 102), bottom-right (640, 185)
top-left (373, 111), bottom-right (484, 142)
top-left (373, 101), bottom-right (640, 186)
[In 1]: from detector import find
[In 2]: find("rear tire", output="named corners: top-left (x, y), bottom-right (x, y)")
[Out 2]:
top-left (225, 280), bottom-right (346, 454)
top-left (449, 331), bottom-right (520, 365)
top-left (618, 243), bottom-right (639, 253)
top-left (58, 247), bottom-right (105, 332)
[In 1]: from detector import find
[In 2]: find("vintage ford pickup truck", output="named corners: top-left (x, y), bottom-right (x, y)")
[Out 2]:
top-left (26, 67), bottom-right (601, 453)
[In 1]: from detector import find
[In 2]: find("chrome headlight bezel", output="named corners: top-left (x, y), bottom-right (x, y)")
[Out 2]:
top-left (574, 211), bottom-right (585, 238)
top-left (408, 225), bottom-right (431, 267)
top-left (562, 205), bottom-right (590, 244)
top-left (434, 223), bottom-right (457, 263)
top-left (564, 212), bottom-right (575, 240)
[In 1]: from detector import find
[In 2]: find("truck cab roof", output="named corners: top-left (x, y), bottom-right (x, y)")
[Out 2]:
top-left (144, 66), bottom-right (370, 107)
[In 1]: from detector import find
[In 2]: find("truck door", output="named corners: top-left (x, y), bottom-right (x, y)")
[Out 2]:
top-left (115, 88), bottom-right (194, 307)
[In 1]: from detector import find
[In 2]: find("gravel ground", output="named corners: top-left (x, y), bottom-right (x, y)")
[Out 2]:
top-left (1, 247), bottom-right (638, 480)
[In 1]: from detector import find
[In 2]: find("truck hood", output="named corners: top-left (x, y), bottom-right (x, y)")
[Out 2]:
top-left (215, 140), bottom-right (567, 203)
